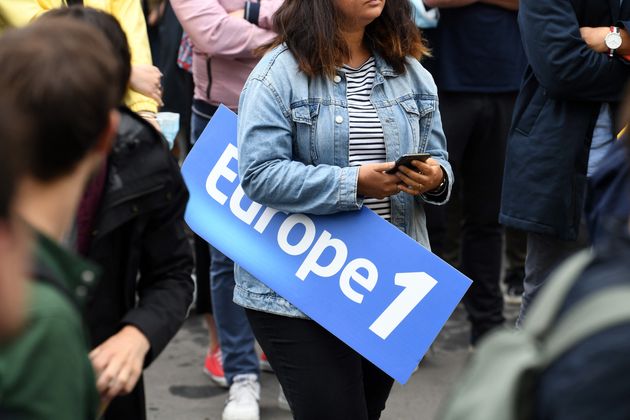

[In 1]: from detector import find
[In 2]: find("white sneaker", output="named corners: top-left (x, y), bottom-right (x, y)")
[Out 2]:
top-left (222, 374), bottom-right (260, 420)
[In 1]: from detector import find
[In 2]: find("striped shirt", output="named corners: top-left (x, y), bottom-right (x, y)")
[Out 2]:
top-left (342, 57), bottom-right (391, 220)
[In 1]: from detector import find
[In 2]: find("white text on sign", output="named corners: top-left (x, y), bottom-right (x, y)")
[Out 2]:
top-left (206, 144), bottom-right (438, 339)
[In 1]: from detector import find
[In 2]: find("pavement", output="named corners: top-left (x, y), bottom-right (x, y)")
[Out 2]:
top-left (144, 303), bottom-right (518, 420)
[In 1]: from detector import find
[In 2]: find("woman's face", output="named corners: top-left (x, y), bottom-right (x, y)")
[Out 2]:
top-left (334, 0), bottom-right (385, 30)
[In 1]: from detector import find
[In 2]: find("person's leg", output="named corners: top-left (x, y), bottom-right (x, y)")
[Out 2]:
top-left (194, 234), bottom-right (216, 343)
top-left (362, 358), bottom-right (395, 420)
top-left (102, 377), bottom-right (146, 420)
top-left (196, 235), bottom-right (225, 386)
top-left (190, 105), bottom-right (227, 385)
top-left (424, 92), bottom-right (475, 265)
top-left (459, 93), bottom-right (515, 344)
top-left (190, 111), bottom-right (213, 321)
top-left (504, 227), bottom-right (527, 303)
top-left (517, 230), bottom-right (588, 326)
top-left (424, 185), bottom-right (462, 268)
top-left (246, 309), bottom-right (393, 420)
top-left (210, 246), bottom-right (259, 384)
top-left (191, 102), bottom-right (259, 385)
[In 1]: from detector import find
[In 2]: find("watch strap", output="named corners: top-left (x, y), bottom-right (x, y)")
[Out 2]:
top-left (608, 26), bottom-right (621, 57)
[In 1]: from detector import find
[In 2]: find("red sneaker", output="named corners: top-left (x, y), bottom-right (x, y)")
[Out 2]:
top-left (260, 352), bottom-right (273, 372)
top-left (204, 347), bottom-right (228, 388)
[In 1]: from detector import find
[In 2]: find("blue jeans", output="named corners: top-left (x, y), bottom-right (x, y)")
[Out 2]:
top-left (192, 101), bottom-right (259, 384)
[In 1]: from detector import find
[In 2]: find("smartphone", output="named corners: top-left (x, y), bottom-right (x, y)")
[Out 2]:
top-left (385, 153), bottom-right (431, 174)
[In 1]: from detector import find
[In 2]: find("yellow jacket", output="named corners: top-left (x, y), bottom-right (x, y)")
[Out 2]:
top-left (0, 0), bottom-right (158, 114)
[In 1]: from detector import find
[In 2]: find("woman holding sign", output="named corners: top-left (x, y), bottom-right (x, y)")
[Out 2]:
top-left (237, 0), bottom-right (452, 418)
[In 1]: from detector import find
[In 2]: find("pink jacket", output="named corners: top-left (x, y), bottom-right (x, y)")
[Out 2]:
top-left (171, 0), bottom-right (282, 111)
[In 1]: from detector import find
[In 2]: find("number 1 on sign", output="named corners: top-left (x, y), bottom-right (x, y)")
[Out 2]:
top-left (369, 272), bottom-right (438, 340)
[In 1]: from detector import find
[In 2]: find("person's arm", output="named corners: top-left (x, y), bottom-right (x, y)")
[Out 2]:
top-left (0, 0), bottom-right (159, 116)
top-left (518, 0), bottom-right (630, 102)
top-left (239, 76), bottom-right (396, 214)
top-left (88, 154), bottom-right (193, 401)
top-left (119, 160), bottom-right (194, 366)
top-left (129, 64), bottom-right (164, 107)
top-left (112, 0), bottom-right (159, 114)
top-left (424, 0), bottom-right (517, 10)
top-left (89, 325), bottom-right (150, 401)
top-left (415, 102), bottom-right (452, 205)
top-left (423, 0), bottom-right (477, 8)
top-left (580, 26), bottom-right (630, 55)
top-left (479, 0), bottom-right (518, 11)
top-left (0, 0), bottom-right (53, 27)
top-left (243, 0), bottom-right (283, 29)
top-left (171, 0), bottom-right (277, 59)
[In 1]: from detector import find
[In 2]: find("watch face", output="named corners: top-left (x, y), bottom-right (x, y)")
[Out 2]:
top-left (606, 32), bottom-right (623, 50)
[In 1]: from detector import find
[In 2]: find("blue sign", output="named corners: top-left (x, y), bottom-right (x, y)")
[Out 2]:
top-left (182, 106), bottom-right (471, 384)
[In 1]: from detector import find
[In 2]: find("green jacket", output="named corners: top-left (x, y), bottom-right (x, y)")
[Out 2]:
top-left (0, 232), bottom-right (99, 420)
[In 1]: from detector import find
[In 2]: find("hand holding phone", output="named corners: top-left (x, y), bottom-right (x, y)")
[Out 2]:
top-left (385, 153), bottom-right (431, 174)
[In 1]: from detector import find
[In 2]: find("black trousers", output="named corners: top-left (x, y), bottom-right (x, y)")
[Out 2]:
top-left (103, 377), bottom-right (145, 420)
top-left (246, 309), bottom-right (394, 420)
top-left (425, 91), bottom-right (516, 344)
top-left (194, 234), bottom-right (212, 314)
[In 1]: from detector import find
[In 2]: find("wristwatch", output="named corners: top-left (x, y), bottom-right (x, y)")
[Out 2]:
top-left (605, 26), bottom-right (623, 57)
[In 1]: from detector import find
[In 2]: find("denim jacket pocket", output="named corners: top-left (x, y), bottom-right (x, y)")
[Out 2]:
top-left (291, 103), bottom-right (321, 163)
top-left (400, 97), bottom-right (436, 152)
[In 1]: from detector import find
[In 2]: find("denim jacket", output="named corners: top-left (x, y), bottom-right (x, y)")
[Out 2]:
top-left (235, 45), bottom-right (452, 318)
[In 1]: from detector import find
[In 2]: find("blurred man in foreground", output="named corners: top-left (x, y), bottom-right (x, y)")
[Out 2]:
top-left (0, 18), bottom-right (122, 419)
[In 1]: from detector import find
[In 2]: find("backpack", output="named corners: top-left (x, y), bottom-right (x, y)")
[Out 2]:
top-left (439, 250), bottom-right (630, 420)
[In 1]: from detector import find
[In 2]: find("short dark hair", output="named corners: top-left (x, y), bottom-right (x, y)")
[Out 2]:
top-left (266, 0), bottom-right (428, 77)
top-left (0, 18), bottom-right (122, 181)
top-left (42, 6), bottom-right (131, 99)
top-left (0, 100), bottom-right (27, 221)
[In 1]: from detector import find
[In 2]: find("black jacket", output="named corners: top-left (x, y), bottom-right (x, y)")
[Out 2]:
top-left (85, 108), bottom-right (194, 420)
top-left (500, 0), bottom-right (630, 240)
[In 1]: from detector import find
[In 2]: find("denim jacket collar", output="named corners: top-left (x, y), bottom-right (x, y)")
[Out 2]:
top-left (371, 52), bottom-right (399, 79)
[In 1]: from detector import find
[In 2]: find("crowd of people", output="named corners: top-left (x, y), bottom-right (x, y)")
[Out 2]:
top-left (0, 0), bottom-right (629, 419)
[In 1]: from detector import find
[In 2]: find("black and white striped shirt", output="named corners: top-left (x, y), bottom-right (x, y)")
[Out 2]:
top-left (342, 57), bottom-right (391, 220)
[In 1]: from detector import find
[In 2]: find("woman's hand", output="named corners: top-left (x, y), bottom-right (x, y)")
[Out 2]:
top-left (130, 64), bottom-right (164, 106)
top-left (357, 162), bottom-right (401, 199)
top-left (395, 158), bottom-right (444, 196)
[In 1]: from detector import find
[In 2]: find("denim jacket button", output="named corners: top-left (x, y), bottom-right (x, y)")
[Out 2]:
top-left (333, 75), bottom-right (342, 83)
top-left (335, 115), bottom-right (343, 124)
